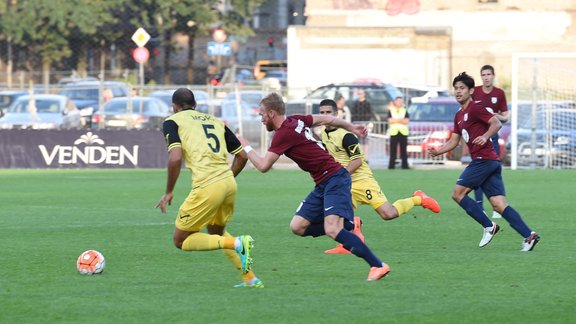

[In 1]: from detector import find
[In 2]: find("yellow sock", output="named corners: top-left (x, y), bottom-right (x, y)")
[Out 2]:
top-left (242, 271), bottom-right (256, 282)
top-left (412, 195), bottom-right (422, 206)
top-left (181, 232), bottom-right (227, 251)
top-left (221, 231), bottom-right (257, 282)
top-left (392, 197), bottom-right (417, 216)
top-left (222, 231), bottom-right (242, 270)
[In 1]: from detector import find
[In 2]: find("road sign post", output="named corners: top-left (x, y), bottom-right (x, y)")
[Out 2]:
top-left (131, 28), bottom-right (151, 96)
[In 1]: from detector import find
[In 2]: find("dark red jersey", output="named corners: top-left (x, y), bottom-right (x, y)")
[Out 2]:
top-left (472, 86), bottom-right (508, 114)
top-left (453, 101), bottom-right (500, 161)
top-left (268, 115), bottom-right (343, 184)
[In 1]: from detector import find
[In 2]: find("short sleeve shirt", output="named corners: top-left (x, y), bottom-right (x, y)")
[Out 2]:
top-left (162, 109), bottom-right (242, 187)
top-left (453, 101), bottom-right (500, 161)
top-left (268, 115), bottom-right (343, 184)
top-left (472, 86), bottom-right (508, 114)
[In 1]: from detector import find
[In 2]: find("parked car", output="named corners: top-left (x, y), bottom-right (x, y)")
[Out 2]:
top-left (253, 60), bottom-right (287, 80)
top-left (59, 80), bottom-right (130, 126)
top-left (148, 89), bottom-right (175, 107)
top-left (91, 96), bottom-right (170, 130)
top-left (285, 82), bottom-right (403, 133)
top-left (407, 97), bottom-right (463, 161)
top-left (505, 106), bottom-right (576, 167)
top-left (262, 70), bottom-right (287, 87)
top-left (222, 90), bottom-right (264, 110)
top-left (0, 94), bottom-right (83, 129)
top-left (149, 89), bottom-right (217, 114)
top-left (0, 90), bottom-right (28, 117)
top-left (218, 90), bottom-right (264, 137)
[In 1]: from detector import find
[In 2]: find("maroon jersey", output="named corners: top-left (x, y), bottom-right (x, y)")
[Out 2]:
top-left (453, 101), bottom-right (500, 161)
top-left (472, 86), bottom-right (507, 114)
top-left (268, 115), bottom-right (343, 184)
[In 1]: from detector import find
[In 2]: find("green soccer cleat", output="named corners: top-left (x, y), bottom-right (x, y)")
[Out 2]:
top-left (233, 278), bottom-right (264, 288)
top-left (236, 235), bottom-right (254, 274)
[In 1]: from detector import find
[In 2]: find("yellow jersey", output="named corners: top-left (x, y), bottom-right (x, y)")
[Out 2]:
top-left (162, 109), bottom-right (243, 188)
top-left (321, 127), bottom-right (373, 182)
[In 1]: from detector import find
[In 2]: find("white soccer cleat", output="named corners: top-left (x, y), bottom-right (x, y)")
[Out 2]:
top-left (521, 232), bottom-right (540, 252)
top-left (479, 222), bottom-right (500, 247)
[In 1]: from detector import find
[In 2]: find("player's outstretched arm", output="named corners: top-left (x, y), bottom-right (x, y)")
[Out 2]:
top-left (239, 136), bottom-right (281, 173)
top-left (428, 134), bottom-right (461, 157)
top-left (244, 147), bottom-right (280, 173)
top-left (311, 114), bottom-right (368, 138)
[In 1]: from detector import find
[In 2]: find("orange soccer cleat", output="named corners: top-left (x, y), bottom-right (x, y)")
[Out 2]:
top-left (324, 244), bottom-right (351, 254)
top-left (367, 263), bottom-right (391, 281)
top-left (413, 190), bottom-right (441, 213)
top-left (324, 216), bottom-right (365, 254)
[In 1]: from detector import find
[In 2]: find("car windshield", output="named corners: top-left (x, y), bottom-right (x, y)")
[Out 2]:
top-left (9, 99), bottom-right (61, 113)
top-left (60, 88), bottom-right (99, 101)
top-left (103, 100), bottom-right (156, 114)
top-left (220, 101), bottom-right (255, 118)
top-left (194, 91), bottom-right (208, 101)
top-left (408, 101), bottom-right (460, 122)
top-left (224, 92), bottom-right (262, 107)
top-left (0, 94), bottom-right (21, 108)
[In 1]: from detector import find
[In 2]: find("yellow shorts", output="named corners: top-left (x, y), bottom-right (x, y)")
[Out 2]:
top-left (351, 177), bottom-right (388, 210)
top-left (175, 176), bottom-right (237, 232)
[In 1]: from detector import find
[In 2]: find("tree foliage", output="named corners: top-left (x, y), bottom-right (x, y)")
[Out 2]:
top-left (0, 0), bottom-right (265, 82)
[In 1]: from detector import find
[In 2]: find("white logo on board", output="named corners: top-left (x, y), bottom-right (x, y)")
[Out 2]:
top-left (38, 132), bottom-right (139, 166)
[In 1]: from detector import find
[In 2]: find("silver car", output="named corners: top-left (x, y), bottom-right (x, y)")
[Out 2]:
top-left (0, 94), bottom-right (83, 129)
top-left (91, 96), bottom-right (170, 130)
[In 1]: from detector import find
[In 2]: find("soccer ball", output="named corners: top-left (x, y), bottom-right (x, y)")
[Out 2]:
top-left (76, 250), bottom-right (106, 275)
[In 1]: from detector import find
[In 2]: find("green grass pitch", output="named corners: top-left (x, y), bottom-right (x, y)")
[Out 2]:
top-left (0, 168), bottom-right (574, 323)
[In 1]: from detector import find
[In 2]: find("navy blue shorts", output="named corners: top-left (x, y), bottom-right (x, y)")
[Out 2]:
top-left (457, 159), bottom-right (506, 198)
top-left (295, 168), bottom-right (354, 224)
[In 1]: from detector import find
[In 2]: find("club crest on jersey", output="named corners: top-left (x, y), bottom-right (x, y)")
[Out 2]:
top-left (491, 97), bottom-right (497, 104)
top-left (463, 113), bottom-right (468, 121)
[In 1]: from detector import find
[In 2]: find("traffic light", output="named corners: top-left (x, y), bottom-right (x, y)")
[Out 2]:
top-left (267, 37), bottom-right (274, 48)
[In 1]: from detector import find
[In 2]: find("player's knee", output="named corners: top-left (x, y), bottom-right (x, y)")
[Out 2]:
top-left (324, 225), bottom-right (340, 239)
top-left (451, 190), bottom-right (466, 203)
top-left (290, 216), bottom-right (309, 236)
top-left (377, 205), bottom-right (397, 220)
top-left (490, 197), bottom-right (507, 213)
top-left (173, 238), bottom-right (184, 249)
top-left (290, 225), bottom-right (305, 236)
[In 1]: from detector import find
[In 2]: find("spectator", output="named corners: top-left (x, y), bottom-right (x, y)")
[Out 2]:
top-left (335, 95), bottom-right (351, 122)
top-left (102, 88), bottom-right (113, 104)
top-left (351, 89), bottom-right (374, 160)
top-left (387, 96), bottom-right (410, 169)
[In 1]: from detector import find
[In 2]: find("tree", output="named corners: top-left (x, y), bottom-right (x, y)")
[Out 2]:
top-left (121, 0), bottom-right (265, 84)
top-left (0, 0), bottom-right (266, 85)
top-left (1, 0), bottom-right (119, 84)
